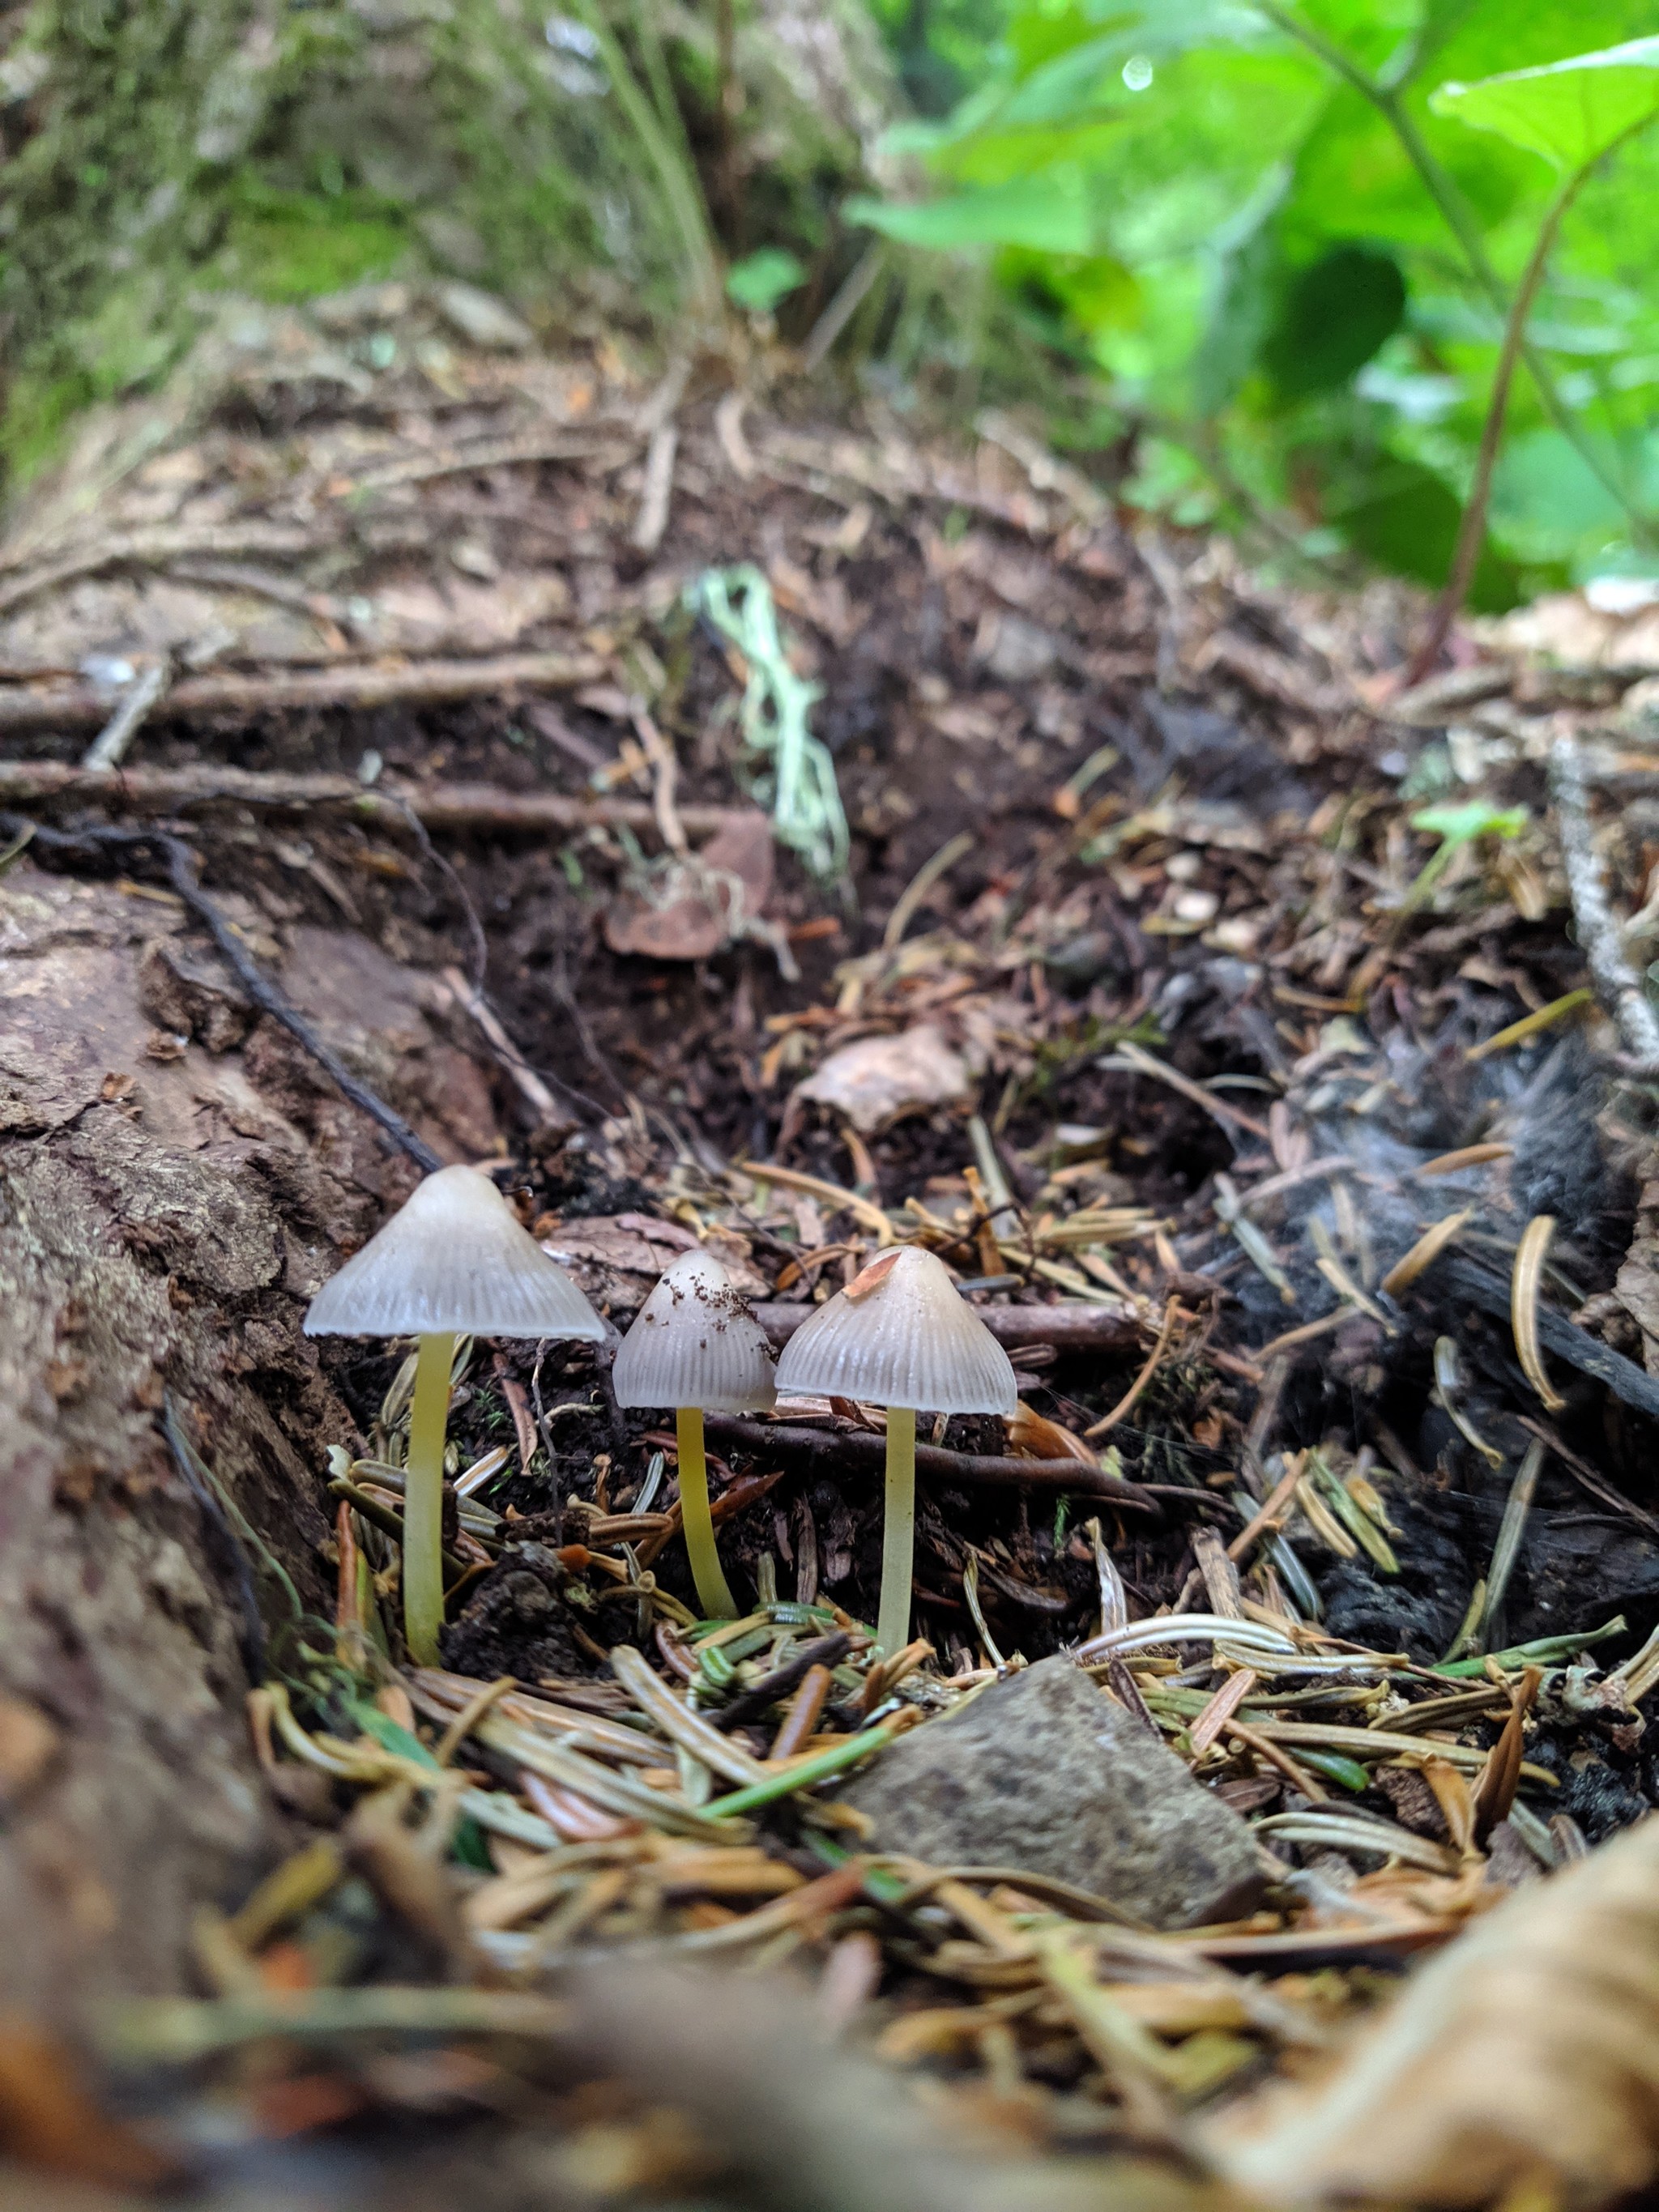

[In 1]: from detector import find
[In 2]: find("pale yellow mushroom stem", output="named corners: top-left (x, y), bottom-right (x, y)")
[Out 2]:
top-left (676, 1404), bottom-right (738, 1620)
top-left (877, 1406), bottom-right (917, 1659)
top-left (403, 1330), bottom-right (455, 1665)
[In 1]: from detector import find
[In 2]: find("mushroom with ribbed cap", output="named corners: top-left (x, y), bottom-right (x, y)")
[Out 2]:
top-left (305, 1164), bottom-right (603, 1664)
top-left (612, 1247), bottom-right (775, 1619)
top-left (774, 1244), bottom-right (1016, 1655)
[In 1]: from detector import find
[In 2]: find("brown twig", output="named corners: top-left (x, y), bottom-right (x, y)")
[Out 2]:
top-left (0, 759), bottom-right (754, 839)
top-left (699, 1413), bottom-right (1163, 1507)
top-left (82, 658), bottom-right (171, 770)
top-left (1410, 157), bottom-right (1622, 683)
top-left (751, 1302), bottom-right (1143, 1353)
top-left (0, 648), bottom-right (603, 733)
top-left (708, 1634), bottom-right (851, 1734)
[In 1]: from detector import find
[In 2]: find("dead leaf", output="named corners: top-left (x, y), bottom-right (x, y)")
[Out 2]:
top-left (1005, 1402), bottom-right (1097, 1464)
top-left (795, 1025), bottom-right (972, 1135)
top-left (603, 813), bottom-right (774, 961)
top-left (1213, 1813), bottom-right (1659, 2208)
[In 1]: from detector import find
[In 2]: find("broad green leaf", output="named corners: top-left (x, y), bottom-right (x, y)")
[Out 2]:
top-left (846, 177), bottom-right (1097, 255)
top-left (1431, 37), bottom-right (1659, 173)
top-left (725, 249), bottom-right (807, 314)
top-left (1262, 243), bottom-right (1407, 399)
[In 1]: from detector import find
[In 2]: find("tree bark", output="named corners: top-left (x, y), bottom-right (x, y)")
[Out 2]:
top-left (0, 856), bottom-right (503, 2015)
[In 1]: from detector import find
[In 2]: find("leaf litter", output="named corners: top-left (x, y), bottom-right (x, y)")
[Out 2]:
top-left (7, 294), bottom-right (1659, 2209)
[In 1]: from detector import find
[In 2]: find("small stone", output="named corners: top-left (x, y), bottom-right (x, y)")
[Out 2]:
top-left (433, 281), bottom-right (534, 352)
top-left (840, 1656), bottom-right (1264, 1930)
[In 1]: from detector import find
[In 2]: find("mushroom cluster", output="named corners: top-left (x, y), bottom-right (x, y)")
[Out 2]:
top-left (306, 1167), bottom-right (1013, 1665)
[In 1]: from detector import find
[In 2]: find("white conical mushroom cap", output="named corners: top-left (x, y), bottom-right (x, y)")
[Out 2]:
top-left (612, 1247), bottom-right (777, 1413)
top-left (774, 1245), bottom-right (1017, 1413)
top-left (304, 1165), bottom-right (604, 1340)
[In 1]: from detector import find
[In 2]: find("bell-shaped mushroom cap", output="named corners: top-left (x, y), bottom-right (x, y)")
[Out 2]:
top-left (774, 1244), bottom-right (1017, 1413)
top-left (304, 1165), bottom-right (604, 1340)
top-left (612, 1247), bottom-right (777, 1413)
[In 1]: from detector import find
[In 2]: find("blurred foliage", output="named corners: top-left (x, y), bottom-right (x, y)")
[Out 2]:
top-left (8, 0), bottom-right (1659, 616)
top-left (850, 1), bottom-right (1659, 603)
top-left (0, 0), bottom-right (891, 478)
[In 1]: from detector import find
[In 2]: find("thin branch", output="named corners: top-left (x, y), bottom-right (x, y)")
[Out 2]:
top-left (1409, 170), bottom-right (1580, 680)
top-left (699, 1413), bottom-right (1164, 1507)
top-left (0, 647), bottom-right (603, 732)
top-left (748, 1301), bottom-right (1144, 1353)
top-left (0, 759), bottom-right (753, 838)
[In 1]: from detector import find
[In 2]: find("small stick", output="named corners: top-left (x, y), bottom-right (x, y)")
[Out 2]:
top-left (751, 1301), bottom-right (1142, 1353)
top-left (632, 422), bottom-right (680, 553)
top-left (82, 658), bottom-right (170, 770)
top-left (711, 1634), bottom-right (851, 1735)
top-left (0, 757), bottom-right (754, 837)
top-left (699, 1413), bottom-right (1162, 1508)
top-left (0, 647), bottom-right (603, 731)
top-left (441, 967), bottom-right (568, 1129)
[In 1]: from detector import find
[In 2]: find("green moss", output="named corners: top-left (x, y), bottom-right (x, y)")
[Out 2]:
top-left (214, 181), bottom-right (411, 302)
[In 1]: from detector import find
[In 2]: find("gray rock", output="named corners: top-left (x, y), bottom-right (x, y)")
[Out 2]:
top-left (841, 1656), bottom-right (1263, 1930)
top-left (434, 280), bottom-right (535, 352)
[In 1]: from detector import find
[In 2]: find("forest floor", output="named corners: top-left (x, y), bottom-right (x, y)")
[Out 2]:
top-left (5, 287), bottom-right (1659, 2210)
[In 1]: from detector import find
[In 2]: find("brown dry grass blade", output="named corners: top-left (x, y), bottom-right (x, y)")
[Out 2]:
top-left (1212, 1813), bottom-right (1659, 2208)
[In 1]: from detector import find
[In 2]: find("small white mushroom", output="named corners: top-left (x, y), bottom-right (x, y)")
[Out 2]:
top-left (613, 1247), bottom-right (775, 1619)
top-left (774, 1245), bottom-right (1016, 1655)
top-left (305, 1164), bottom-right (603, 1664)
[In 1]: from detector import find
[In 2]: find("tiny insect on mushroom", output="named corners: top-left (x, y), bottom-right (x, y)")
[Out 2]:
top-left (612, 1247), bottom-right (776, 1620)
top-left (773, 1244), bottom-right (1016, 1656)
top-left (305, 1164), bottom-right (603, 1666)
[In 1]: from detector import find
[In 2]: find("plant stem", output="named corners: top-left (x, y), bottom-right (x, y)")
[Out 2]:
top-left (676, 1405), bottom-right (737, 1620)
top-left (1253, 1), bottom-right (1648, 543)
top-left (876, 1406), bottom-right (917, 1659)
top-left (1410, 171), bottom-right (1584, 681)
top-left (404, 1332), bottom-right (455, 1666)
top-left (571, 0), bottom-right (721, 320)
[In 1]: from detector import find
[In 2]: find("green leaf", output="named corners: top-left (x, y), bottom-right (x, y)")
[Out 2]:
top-left (725, 249), bottom-right (807, 315)
top-left (1431, 36), bottom-right (1659, 173)
top-left (1411, 800), bottom-right (1530, 846)
top-left (847, 176), bottom-right (1097, 255)
top-left (1332, 458), bottom-right (1524, 612)
top-left (1262, 243), bottom-right (1407, 400)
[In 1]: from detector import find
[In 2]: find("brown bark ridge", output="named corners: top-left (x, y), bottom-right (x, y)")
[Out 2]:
top-left (0, 858), bottom-right (502, 2014)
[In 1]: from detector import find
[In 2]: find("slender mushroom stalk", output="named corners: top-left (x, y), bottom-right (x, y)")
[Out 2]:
top-left (774, 1246), bottom-right (1017, 1655)
top-left (613, 1247), bottom-right (777, 1621)
top-left (305, 1165), bottom-right (603, 1664)
top-left (676, 1404), bottom-right (736, 1621)
top-left (404, 1332), bottom-right (458, 1664)
top-left (879, 1404), bottom-right (919, 1662)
